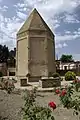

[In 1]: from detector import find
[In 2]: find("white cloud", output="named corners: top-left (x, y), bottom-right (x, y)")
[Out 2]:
top-left (64, 14), bottom-right (80, 23)
top-left (0, 0), bottom-right (80, 50)
top-left (65, 31), bottom-right (71, 34)
top-left (14, 0), bottom-right (80, 30)
top-left (63, 43), bottom-right (68, 47)
top-left (54, 24), bottom-right (60, 29)
top-left (56, 43), bottom-right (62, 49)
top-left (23, 0), bottom-right (80, 15)
top-left (0, 5), bottom-right (8, 12)
top-left (56, 42), bottom-right (67, 49)
top-left (56, 34), bottom-right (80, 43)
top-left (17, 11), bottom-right (26, 20)
top-left (12, 0), bottom-right (80, 34)
top-left (16, 3), bottom-right (25, 8)
top-left (0, 14), bottom-right (23, 49)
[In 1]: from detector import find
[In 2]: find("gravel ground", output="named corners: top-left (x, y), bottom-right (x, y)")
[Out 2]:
top-left (0, 90), bottom-right (79, 120)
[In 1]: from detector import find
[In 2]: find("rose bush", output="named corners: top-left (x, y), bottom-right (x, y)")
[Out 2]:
top-left (72, 78), bottom-right (80, 92)
top-left (22, 88), bottom-right (55, 120)
top-left (65, 71), bottom-right (76, 81)
top-left (55, 81), bottom-right (80, 117)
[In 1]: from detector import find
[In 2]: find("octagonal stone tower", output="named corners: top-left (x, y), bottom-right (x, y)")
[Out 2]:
top-left (16, 8), bottom-right (56, 85)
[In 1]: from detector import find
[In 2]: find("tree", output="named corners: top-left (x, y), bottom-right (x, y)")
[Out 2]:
top-left (60, 54), bottom-right (74, 63)
top-left (0, 44), bottom-right (16, 67)
top-left (7, 48), bottom-right (16, 67)
top-left (0, 45), bottom-right (9, 63)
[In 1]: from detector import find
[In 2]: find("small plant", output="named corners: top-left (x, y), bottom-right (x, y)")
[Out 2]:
top-left (0, 78), bottom-right (15, 94)
top-left (72, 78), bottom-right (80, 92)
top-left (21, 88), bottom-right (55, 120)
top-left (52, 72), bottom-right (60, 78)
top-left (65, 71), bottom-right (76, 81)
top-left (58, 85), bottom-right (80, 117)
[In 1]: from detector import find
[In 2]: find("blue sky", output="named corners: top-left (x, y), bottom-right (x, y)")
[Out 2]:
top-left (0, 0), bottom-right (80, 60)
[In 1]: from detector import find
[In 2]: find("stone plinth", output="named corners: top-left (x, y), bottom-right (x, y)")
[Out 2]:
top-left (28, 76), bottom-right (41, 82)
top-left (40, 77), bottom-right (61, 88)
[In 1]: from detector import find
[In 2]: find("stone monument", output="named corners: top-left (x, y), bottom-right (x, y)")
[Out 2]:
top-left (16, 8), bottom-right (56, 86)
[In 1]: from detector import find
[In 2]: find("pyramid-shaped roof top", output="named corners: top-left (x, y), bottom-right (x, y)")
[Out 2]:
top-left (17, 8), bottom-right (54, 36)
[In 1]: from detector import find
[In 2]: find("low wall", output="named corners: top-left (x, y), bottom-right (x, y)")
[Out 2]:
top-left (28, 76), bottom-right (41, 82)
top-left (40, 77), bottom-right (61, 88)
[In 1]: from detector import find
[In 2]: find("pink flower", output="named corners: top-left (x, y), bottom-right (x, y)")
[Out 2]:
top-left (60, 89), bottom-right (67, 97)
top-left (48, 101), bottom-right (56, 110)
top-left (55, 89), bottom-right (60, 94)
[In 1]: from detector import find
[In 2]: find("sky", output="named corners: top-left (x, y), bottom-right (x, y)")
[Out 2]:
top-left (0, 0), bottom-right (80, 60)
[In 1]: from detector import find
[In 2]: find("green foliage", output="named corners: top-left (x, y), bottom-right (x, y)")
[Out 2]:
top-left (60, 86), bottom-right (74, 109)
top-left (22, 88), bottom-right (55, 120)
top-left (65, 71), bottom-right (76, 81)
top-left (0, 45), bottom-right (9, 63)
top-left (0, 72), bottom-right (3, 77)
top-left (59, 84), bottom-right (80, 117)
top-left (0, 44), bottom-right (16, 66)
top-left (60, 54), bottom-right (74, 63)
top-left (0, 78), bottom-right (15, 93)
top-left (52, 72), bottom-right (60, 78)
top-left (72, 79), bottom-right (80, 92)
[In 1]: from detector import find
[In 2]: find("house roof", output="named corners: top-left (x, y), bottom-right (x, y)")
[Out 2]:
top-left (17, 8), bottom-right (54, 36)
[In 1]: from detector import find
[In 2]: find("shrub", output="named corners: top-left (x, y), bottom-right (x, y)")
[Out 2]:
top-left (0, 72), bottom-right (3, 77)
top-left (0, 78), bottom-right (15, 94)
top-left (59, 85), bottom-right (80, 116)
top-left (52, 72), bottom-right (60, 78)
top-left (65, 71), bottom-right (76, 81)
top-left (72, 78), bottom-right (80, 92)
top-left (21, 88), bottom-right (55, 120)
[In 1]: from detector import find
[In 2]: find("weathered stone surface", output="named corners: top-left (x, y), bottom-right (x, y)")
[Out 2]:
top-left (16, 8), bottom-right (56, 85)
top-left (40, 77), bottom-right (61, 88)
top-left (20, 79), bottom-right (27, 86)
top-left (28, 76), bottom-right (41, 82)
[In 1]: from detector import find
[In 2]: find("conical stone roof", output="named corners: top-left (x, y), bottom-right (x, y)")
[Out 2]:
top-left (17, 8), bottom-right (54, 36)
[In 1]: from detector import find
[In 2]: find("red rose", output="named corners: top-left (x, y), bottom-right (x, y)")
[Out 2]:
top-left (60, 89), bottom-right (67, 96)
top-left (48, 101), bottom-right (56, 110)
top-left (55, 89), bottom-right (60, 94)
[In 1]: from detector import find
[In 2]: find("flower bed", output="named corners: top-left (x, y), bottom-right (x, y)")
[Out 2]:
top-left (54, 78), bottom-right (80, 117)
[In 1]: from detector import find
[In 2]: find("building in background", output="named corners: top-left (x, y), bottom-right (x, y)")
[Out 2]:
top-left (56, 60), bottom-right (80, 76)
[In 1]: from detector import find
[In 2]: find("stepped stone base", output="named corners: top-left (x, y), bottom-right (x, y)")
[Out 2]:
top-left (40, 77), bottom-right (61, 88)
top-left (28, 76), bottom-right (41, 82)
